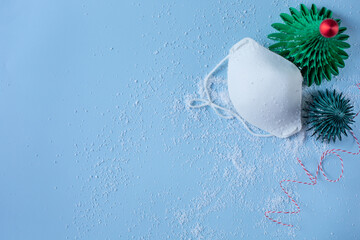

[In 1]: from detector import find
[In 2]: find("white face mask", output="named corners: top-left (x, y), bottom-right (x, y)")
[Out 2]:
top-left (188, 38), bottom-right (303, 138)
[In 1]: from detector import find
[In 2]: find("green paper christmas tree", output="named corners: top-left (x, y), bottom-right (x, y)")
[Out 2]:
top-left (268, 4), bottom-right (350, 86)
top-left (304, 89), bottom-right (355, 142)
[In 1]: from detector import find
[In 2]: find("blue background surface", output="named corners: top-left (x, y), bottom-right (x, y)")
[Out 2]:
top-left (1, 0), bottom-right (360, 239)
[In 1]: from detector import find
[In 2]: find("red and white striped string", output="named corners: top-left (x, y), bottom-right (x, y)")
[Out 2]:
top-left (265, 83), bottom-right (360, 227)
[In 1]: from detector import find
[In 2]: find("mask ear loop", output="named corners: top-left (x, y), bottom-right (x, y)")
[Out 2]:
top-left (187, 55), bottom-right (273, 138)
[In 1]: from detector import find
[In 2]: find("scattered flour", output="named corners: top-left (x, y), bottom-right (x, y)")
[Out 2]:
top-left (71, 1), bottom-right (360, 239)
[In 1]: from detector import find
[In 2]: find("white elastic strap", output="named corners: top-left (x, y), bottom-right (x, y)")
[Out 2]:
top-left (187, 55), bottom-right (272, 138)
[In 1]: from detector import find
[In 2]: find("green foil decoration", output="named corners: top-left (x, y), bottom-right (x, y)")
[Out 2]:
top-left (304, 89), bottom-right (355, 142)
top-left (268, 4), bottom-right (350, 86)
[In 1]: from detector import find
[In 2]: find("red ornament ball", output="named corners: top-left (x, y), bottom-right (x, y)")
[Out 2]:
top-left (319, 19), bottom-right (339, 38)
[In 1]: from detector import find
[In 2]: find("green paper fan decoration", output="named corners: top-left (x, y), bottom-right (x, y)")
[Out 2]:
top-left (304, 89), bottom-right (355, 142)
top-left (268, 4), bottom-right (350, 86)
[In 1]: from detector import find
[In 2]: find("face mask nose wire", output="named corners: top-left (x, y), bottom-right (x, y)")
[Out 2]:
top-left (187, 54), bottom-right (273, 138)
